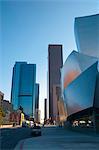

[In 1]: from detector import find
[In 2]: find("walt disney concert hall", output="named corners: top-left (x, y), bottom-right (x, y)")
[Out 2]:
top-left (61, 14), bottom-right (99, 132)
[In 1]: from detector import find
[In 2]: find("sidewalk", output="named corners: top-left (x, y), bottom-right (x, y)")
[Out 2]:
top-left (0, 124), bottom-right (13, 128)
top-left (14, 126), bottom-right (99, 150)
top-left (0, 124), bottom-right (21, 129)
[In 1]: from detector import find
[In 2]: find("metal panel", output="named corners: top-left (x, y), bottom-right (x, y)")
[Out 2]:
top-left (64, 62), bottom-right (98, 116)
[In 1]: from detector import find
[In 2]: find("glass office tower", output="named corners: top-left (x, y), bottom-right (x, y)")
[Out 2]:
top-left (11, 62), bottom-right (36, 117)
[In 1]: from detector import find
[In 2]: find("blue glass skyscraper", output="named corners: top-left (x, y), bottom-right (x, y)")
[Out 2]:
top-left (11, 62), bottom-right (36, 117)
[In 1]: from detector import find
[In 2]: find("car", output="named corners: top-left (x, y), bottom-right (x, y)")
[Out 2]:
top-left (31, 125), bottom-right (42, 136)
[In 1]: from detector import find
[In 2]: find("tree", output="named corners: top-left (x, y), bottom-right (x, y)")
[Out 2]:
top-left (0, 107), bottom-right (5, 118)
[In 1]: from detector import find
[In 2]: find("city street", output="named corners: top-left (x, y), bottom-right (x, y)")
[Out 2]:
top-left (0, 127), bottom-right (32, 150)
top-left (15, 126), bottom-right (99, 150)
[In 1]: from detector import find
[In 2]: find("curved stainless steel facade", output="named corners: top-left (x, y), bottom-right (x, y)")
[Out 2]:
top-left (74, 14), bottom-right (99, 58)
top-left (61, 51), bottom-right (99, 116)
top-left (64, 62), bottom-right (98, 116)
top-left (61, 51), bottom-right (98, 99)
top-left (61, 14), bottom-right (99, 118)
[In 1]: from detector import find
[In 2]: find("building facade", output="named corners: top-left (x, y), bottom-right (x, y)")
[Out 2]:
top-left (52, 85), bottom-right (60, 121)
top-left (48, 44), bottom-right (63, 120)
top-left (11, 62), bottom-right (36, 117)
top-left (61, 51), bottom-right (99, 130)
top-left (0, 91), bottom-right (4, 107)
top-left (61, 14), bottom-right (99, 131)
top-left (74, 14), bottom-right (99, 58)
top-left (35, 83), bottom-right (39, 110)
top-left (2, 100), bottom-right (13, 113)
top-left (34, 83), bottom-right (40, 122)
top-left (34, 109), bottom-right (41, 123)
top-left (44, 98), bottom-right (47, 120)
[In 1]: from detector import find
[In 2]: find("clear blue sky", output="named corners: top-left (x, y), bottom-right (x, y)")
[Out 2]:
top-left (1, 0), bottom-right (98, 119)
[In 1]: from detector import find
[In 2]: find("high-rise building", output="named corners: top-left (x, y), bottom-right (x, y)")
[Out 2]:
top-left (34, 109), bottom-right (41, 123)
top-left (52, 85), bottom-right (60, 121)
top-left (34, 83), bottom-right (40, 123)
top-left (44, 98), bottom-right (47, 120)
top-left (35, 83), bottom-right (39, 110)
top-left (48, 44), bottom-right (63, 120)
top-left (11, 62), bottom-right (36, 117)
top-left (74, 14), bottom-right (99, 58)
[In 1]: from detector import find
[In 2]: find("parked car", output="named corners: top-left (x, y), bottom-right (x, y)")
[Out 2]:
top-left (31, 125), bottom-right (41, 136)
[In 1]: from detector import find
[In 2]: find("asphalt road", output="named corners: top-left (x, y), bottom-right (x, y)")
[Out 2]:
top-left (0, 127), bottom-right (32, 150)
top-left (15, 126), bottom-right (99, 150)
